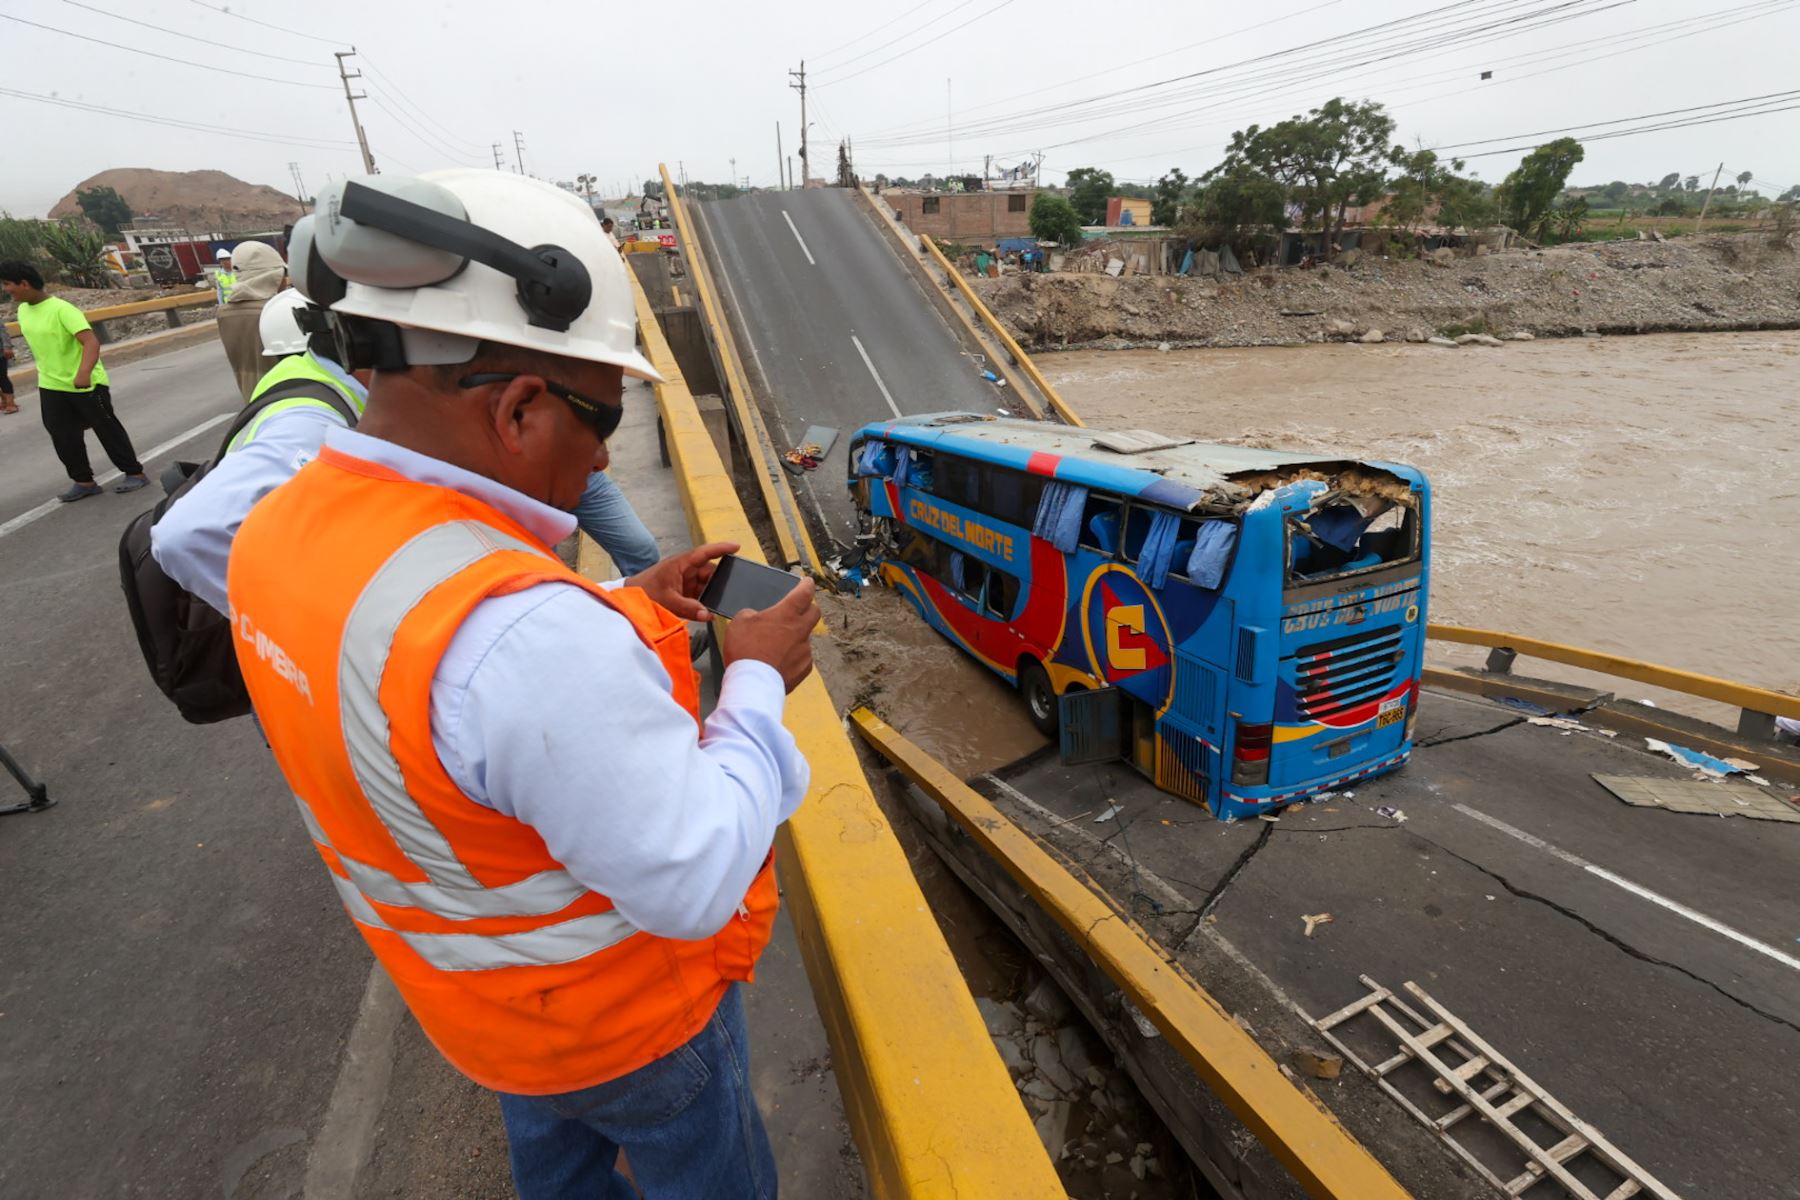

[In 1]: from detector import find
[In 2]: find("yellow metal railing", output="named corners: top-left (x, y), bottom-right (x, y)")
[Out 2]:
top-left (658, 164), bottom-right (820, 574)
top-left (851, 708), bottom-right (1417, 1200)
top-left (630, 274), bottom-right (1063, 1198)
top-left (918, 234), bottom-right (1085, 427)
top-left (1428, 623), bottom-right (1800, 735)
top-left (5, 289), bottom-right (215, 341)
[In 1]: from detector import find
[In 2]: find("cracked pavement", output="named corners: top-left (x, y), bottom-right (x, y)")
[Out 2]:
top-left (983, 688), bottom-right (1800, 1200)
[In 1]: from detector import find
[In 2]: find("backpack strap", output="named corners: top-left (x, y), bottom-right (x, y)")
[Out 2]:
top-left (214, 375), bottom-right (360, 460)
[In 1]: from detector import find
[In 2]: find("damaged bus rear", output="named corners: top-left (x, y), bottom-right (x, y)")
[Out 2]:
top-left (846, 414), bottom-right (1430, 820)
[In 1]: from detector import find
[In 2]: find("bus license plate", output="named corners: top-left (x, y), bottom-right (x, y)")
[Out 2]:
top-left (1376, 698), bottom-right (1406, 728)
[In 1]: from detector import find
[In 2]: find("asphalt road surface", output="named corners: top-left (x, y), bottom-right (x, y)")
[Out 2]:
top-left (0, 342), bottom-right (862, 1197)
top-left (694, 188), bottom-right (1006, 546)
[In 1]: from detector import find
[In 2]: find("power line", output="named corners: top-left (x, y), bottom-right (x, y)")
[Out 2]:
top-left (1453, 99), bottom-right (1800, 160)
top-left (1434, 89), bottom-right (1800, 151)
top-left (184, 0), bottom-right (346, 47)
top-left (813, 0), bottom-right (981, 78)
top-left (810, 0), bottom-right (947, 65)
top-left (0, 85), bottom-right (356, 152)
top-left (0, 12), bottom-right (336, 89)
top-left (359, 55), bottom-right (491, 153)
top-left (365, 94), bottom-right (485, 166)
top-left (56, 0), bottom-right (330, 67)
top-left (814, 0), bottom-right (1019, 89)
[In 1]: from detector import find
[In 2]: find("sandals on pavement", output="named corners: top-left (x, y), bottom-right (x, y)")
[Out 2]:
top-left (57, 482), bottom-right (104, 503)
top-left (113, 475), bottom-right (149, 494)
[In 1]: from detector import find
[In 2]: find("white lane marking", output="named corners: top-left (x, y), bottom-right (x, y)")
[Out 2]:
top-left (0, 411), bottom-right (233, 541)
top-left (850, 335), bottom-right (903, 419)
top-left (303, 965), bottom-right (407, 1198)
top-left (781, 209), bottom-right (816, 265)
top-left (1452, 802), bottom-right (1800, 972)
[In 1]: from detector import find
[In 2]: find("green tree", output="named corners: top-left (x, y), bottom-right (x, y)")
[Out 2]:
top-left (1437, 176), bottom-right (1498, 230)
top-left (39, 220), bottom-right (109, 286)
top-left (1151, 168), bottom-right (1189, 227)
top-left (1028, 193), bottom-right (1086, 247)
top-left (1495, 137), bottom-right (1585, 240)
top-left (0, 214), bottom-right (45, 266)
top-left (1656, 172), bottom-right (1681, 190)
top-left (1654, 196), bottom-right (1688, 217)
top-left (1382, 147), bottom-right (1482, 230)
top-left (1736, 170), bottom-right (1753, 188)
top-left (1177, 166), bottom-right (1287, 261)
top-left (1602, 180), bottom-right (1630, 203)
top-left (1550, 195), bottom-right (1588, 242)
top-left (1062, 167), bottom-right (1114, 225)
top-left (642, 179), bottom-right (664, 199)
top-left (75, 186), bottom-right (133, 239)
top-left (1211, 97), bottom-right (1395, 258)
top-left (1683, 175), bottom-right (1700, 192)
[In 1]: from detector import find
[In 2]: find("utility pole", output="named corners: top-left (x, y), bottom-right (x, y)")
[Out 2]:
top-left (776, 122), bottom-right (784, 191)
top-left (512, 130), bottom-right (526, 175)
top-left (730, 157), bottom-right (737, 193)
top-left (289, 161), bottom-right (310, 211)
top-left (946, 77), bottom-right (952, 179)
top-left (334, 49), bottom-right (377, 175)
top-left (1696, 161), bottom-right (1726, 232)
top-left (789, 62), bottom-right (808, 186)
top-left (492, 143), bottom-right (505, 170)
top-left (787, 155), bottom-right (794, 192)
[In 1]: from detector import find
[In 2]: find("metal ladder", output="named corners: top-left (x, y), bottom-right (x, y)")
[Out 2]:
top-left (1311, 976), bottom-right (1683, 1200)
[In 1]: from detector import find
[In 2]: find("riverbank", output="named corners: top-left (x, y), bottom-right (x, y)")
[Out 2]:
top-left (976, 232), bottom-right (1799, 349)
top-left (1036, 331), bottom-right (1800, 720)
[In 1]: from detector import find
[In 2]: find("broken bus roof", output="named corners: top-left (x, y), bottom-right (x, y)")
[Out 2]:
top-left (856, 413), bottom-right (1425, 514)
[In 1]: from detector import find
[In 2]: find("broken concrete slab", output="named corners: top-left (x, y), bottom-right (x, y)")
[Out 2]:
top-left (1591, 774), bottom-right (1800, 823)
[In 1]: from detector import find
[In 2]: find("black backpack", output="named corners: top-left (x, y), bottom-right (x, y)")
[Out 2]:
top-left (119, 377), bottom-right (359, 724)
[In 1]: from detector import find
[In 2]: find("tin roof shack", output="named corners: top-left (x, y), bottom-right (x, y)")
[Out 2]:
top-left (885, 188), bottom-right (1036, 246)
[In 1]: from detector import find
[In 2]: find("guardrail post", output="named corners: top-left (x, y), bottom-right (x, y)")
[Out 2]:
top-left (1483, 647), bottom-right (1517, 675)
top-left (163, 309), bottom-right (184, 330)
top-left (1737, 709), bottom-right (1777, 742)
top-left (91, 321), bottom-right (113, 347)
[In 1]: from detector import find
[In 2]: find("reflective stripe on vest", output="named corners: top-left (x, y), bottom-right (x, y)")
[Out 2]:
top-left (230, 354), bottom-right (365, 453)
top-left (305, 519), bottom-right (637, 965)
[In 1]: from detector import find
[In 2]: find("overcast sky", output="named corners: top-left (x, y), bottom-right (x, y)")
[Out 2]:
top-left (3, 0), bottom-right (1797, 217)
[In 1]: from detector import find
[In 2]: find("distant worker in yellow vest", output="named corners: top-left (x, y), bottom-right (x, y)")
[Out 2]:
top-left (213, 240), bottom-right (285, 402)
top-left (211, 246), bottom-right (237, 303)
top-left (226, 170), bottom-right (818, 1197)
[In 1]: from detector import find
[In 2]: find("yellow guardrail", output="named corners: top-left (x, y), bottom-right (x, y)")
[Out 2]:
top-left (630, 273), bottom-right (1063, 1198)
top-left (919, 234), bottom-right (1085, 427)
top-left (5, 289), bottom-right (215, 340)
top-left (1428, 623), bottom-right (1800, 726)
top-left (658, 164), bottom-right (820, 575)
top-left (850, 708), bottom-right (1416, 1200)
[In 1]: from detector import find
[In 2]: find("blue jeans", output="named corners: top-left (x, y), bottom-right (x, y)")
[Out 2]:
top-left (573, 470), bottom-right (662, 577)
top-left (498, 985), bottom-right (777, 1200)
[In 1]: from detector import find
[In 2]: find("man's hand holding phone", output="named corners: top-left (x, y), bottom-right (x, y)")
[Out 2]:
top-left (722, 577), bottom-right (820, 693)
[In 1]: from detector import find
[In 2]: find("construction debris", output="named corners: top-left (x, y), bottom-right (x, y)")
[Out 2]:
top-left (1591, 775), bottom-right (1800, 823)
top-left (1301, 912), bottom-right (1335, 937)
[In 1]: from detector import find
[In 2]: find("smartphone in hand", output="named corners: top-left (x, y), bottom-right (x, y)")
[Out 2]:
top-left (699, 554), bottom-right (803, 618)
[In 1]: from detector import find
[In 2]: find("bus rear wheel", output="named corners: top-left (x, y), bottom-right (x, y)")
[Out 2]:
top-left (1019, 660), bottom-right (1058, 739)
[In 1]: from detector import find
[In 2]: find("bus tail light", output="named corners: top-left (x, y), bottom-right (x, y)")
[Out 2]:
top-left (1232, 722), bottom-right (1272, 786)
top-left (1403, 679), bottom-right (1421, 741)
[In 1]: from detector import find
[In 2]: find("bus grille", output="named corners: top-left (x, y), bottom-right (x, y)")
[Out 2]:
top-left (1156, 719), bottom-right (1213, 808)
top-left (1291, 625), bottom-right (1405, 721)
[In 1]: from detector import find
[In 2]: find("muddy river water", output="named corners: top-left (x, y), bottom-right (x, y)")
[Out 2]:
top-left (1035, 331), bottom-right (1800, 722)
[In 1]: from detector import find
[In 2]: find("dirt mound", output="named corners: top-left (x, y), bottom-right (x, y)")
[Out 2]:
top-left (50, 168), bottom-right (302, 232)
top-left (974, 233), bottom-right (1800, 349)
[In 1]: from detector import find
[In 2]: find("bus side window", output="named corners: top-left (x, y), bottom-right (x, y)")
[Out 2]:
top-left (982, 467), bottom-right (1046, 528)
top-left (1078, 494), bottom-right (1124, 555)
top-left (1120, 505), bottom-right (1156, 562)
top-left (983, 569), bottom-right (1020, 620)
top-left (936, 456), bottom-right (981, 508)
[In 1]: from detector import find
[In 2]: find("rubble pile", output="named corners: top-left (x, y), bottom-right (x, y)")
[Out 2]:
top-left (973, 233), bottom-right (1800, 349)
top-left (976, 979), bottom-right (1183, 1196)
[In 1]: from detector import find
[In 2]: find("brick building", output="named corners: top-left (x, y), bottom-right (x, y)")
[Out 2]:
top-left (881, 188), bottom-right (1036, 244)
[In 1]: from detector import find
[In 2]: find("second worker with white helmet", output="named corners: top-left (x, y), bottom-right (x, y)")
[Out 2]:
top-left (220, 170), bottom-right (816, 1198)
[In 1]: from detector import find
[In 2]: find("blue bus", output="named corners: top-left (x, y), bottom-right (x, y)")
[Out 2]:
top-left (846, 414), bottom-right (1432, 820)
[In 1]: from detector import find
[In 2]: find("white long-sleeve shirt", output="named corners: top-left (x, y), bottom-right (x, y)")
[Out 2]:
top-left (172, 424), bottom-right (810, 940)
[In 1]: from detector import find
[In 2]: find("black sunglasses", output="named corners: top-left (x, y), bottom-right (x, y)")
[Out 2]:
top-left (459, 372), bottom-right (623, 441)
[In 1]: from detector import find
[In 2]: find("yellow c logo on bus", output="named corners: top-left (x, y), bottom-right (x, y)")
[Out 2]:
top-left (1106, 604), bottom-right (1149, 672)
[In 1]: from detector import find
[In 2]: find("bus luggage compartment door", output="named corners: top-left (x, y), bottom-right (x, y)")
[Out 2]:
top-left (1059, 687), bottom-right (1129, 766)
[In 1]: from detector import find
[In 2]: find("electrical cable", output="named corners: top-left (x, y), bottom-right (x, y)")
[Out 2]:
top-left (812, 0), bottom-right (981, 78)
top-left (1452, 100), bottom-right (1800, 159)
top-left (810, 0), bottom-right (949, 66)
top-left (814, 0), bottom-right (1018, 89)
top-left (365, 94), bottom-right (486, 167)
top-left (0, 12), bottom-right (336, 89)
top-left (184, 0), bottom-right (347, 47)
top-left (0, 85), bottom-right (356, 151)
top-left (1434, 89), bottom-right (1800, 151)
top-left (359, 55), bottom-right (492, 153)
top-left (56, 0), bottom-right (330, 67)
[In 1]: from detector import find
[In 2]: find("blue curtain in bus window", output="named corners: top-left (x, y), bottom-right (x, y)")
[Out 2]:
top-left (949, 550), bottom-right (966, 592)
top-left (1308, 504), bottom-right (1372, 551)
top-left (1032, 482), bottom-right (1089, 553)
top-left (893, 447), bottom-right (913, 486)
top-left (1139, 511), bottom-right (1182, 588)
top-left (855, 441), bottom-right (894, 476)
top-left (1186, 520), bottom-right (1236, 590)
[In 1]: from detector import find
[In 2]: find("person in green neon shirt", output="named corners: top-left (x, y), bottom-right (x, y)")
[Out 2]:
top-left (0, 259), bottom-right (148, 502)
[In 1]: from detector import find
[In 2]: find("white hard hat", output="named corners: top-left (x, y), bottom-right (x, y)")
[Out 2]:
top-left (259, 287), bottom-right (314, 356)
top-left (297, 170), bottom-right (660, 381)
top-left (215, 247), bottom-right (232, 260)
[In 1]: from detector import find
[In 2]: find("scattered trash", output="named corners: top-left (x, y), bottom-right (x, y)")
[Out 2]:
top-left (1376, 805), bottom-right (1407, 822)
top-left (1258, 813), bottom-right (1281, 823)
top-left (1342, 790), bottom-right (1356, 800)
top-left (1528, 716), bottom-right (1586, 734)
top-left (1639, 699), bottom-right (1658, 707)
top-left (1312, 791), bottom-right (1339, 802)
top-left (1645, 738), bottom-right (1752, 779)
top-left (1302, 912), bottom-right (1335, 937)
top-left (1592, 774), bottom-right (1800, 823)
top-left (1746, 774), bottom-right (1772, 787)
top-left (782, 442), bottom-right (825, 471)
top-left (1485, 894), bottom-right (1496, 901)
top-left (798, 424), bottom-right (840, 457)
top-left (980, 369), bottom-right (1000, 383)
top-left (1094, 803), bottom-right (1124, 823)
top-left (1494, 696), bottom-right (1553, 715)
